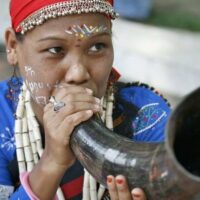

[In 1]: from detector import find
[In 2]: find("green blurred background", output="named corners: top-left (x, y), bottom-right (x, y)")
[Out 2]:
top-left (147, 0), bottom-right (200, 32)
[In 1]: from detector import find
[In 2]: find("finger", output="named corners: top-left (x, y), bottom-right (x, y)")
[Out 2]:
top-left (43, 103), bottom-right (58, 126)
top-left (115, 175), bottom-right (132, 200)
top-left (61, 93), bottom-right (100, 104)
top-left (131, 188), bottom-right (147, 200)
top-left (44, 110), bottom-right (93, 150)
top-left (107, 175), bottom-right (119, 200)
top-left (57, 101), bottom-right (101, 119)
top-left (43, 95), bottom-right (100, 136)
top-left (59, 109), bottom-right (94, 144)
top-left (44, 101), bottom-right (54, 113)
top-left (53, 85), bottom-right (93, 100)
top-left (49, 90), bottom-right (100, 109)
top-left (45, 93), bottom-right (101, 117)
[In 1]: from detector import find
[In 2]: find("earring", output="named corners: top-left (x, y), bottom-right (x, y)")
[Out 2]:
top-left (6, 67), bottom-right (22, 110)
top-left (6, 49), bottom-right (11, 54)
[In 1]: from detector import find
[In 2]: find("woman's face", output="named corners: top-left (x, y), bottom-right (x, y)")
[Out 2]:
top-left (13, 13), bottom-right (114, 106)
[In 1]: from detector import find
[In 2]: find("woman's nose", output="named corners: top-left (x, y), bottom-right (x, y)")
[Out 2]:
top-left (64, 62), bottom-right (90, 84)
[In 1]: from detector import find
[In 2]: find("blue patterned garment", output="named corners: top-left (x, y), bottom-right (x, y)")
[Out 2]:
top-left (0, 80), bottom-right (171, 199)
top-left (0, 80), bottom-right (30, 199)
top-left (113, 82), bottom-right (171, 142)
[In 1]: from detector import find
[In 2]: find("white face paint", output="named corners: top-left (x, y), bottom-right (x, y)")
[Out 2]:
top-left (35, 96), bottom-right (48, 105)
top-left (24, 65), bottom-right (64, 106)
top-left (65, 24), bottom-right (109, 38)
top-left (25, 65), bottom-right (35, 77)
top-left (25, 80), bottom-right (44, 93)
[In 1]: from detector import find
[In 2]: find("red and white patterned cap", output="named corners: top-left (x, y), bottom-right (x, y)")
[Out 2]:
top-left (10, 0), bottom-right (117, 34)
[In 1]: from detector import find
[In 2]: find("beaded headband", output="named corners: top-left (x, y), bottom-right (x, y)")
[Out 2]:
top-left (10, 0), bottom-right (118, 34)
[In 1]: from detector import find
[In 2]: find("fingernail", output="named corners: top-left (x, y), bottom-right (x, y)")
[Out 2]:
top-left (94, 104), bottom-right (100, 111)
top-left (95, 97), bottom-right (101, 104)
top-left (86, 110), bottom-right (93, 115)
top-left (107, 176), bottom-right (112, 183)
top-left (116, 179), bottom-right (123, 185)
top-left (6, 49), bottom-right (11, 53)
top-left (85, 88), bottom-right (93, 94)
top-left (133, 194), bottom-right (141, 198)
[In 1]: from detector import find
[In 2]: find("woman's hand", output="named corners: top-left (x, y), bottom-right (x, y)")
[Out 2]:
top-left (107, 175), bottom-right (147, 200)
top-left (29, 85), bottom-right (101, 200)
top-left (42, 85), bottom-right (101, 168)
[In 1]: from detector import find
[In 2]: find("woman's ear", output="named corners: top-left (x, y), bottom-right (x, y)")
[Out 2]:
top-left (5, 27), bottom-right (18, 66)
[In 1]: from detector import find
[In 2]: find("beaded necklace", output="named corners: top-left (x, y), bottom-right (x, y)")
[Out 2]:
top-left (14, 83), bottom-right (114, 200)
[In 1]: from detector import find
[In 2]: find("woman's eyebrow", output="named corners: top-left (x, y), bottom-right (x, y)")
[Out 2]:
top-left (91, 31), bottom-right (112, 37)
top-left (37, 31), bottom-right (112, 43)
top-left (36, 36), bottom-right (68, 42)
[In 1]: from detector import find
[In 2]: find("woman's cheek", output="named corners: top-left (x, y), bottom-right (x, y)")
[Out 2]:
top-left (23, 65), bottom-right (54, 107)
top-left (25, 80), bottom-right (50, 107)
top-left (97, 78), bottom-right (110, 98)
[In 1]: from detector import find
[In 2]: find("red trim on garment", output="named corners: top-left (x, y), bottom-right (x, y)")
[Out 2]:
top-left (108, 67), bottom-right (121, 85)
top-left (61, 175), bottom-right (84, 199)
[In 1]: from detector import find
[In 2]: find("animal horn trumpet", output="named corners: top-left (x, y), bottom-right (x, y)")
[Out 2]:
top-left (70, 87), bottom-right (200, 200)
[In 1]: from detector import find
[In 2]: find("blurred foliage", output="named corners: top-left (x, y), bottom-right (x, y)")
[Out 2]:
top-left (145, 0), bottom-right (200, 32)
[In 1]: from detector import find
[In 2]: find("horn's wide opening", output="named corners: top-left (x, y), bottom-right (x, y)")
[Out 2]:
top-left (174, 104), bottom-right (200, 177)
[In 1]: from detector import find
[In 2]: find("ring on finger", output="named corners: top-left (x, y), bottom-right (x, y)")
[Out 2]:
top-left (49, 96), bottom-right (66, 112)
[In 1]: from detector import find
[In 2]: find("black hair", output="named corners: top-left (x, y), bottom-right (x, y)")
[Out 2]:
top-left (15, 32), bottom-right (24, 42)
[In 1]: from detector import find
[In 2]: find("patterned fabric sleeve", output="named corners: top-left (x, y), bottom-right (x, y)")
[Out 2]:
top-left (9, 187), bottom-right (31, 200)
top-left (0, 147), bottom-right (15, 199)
top-left (113, 82), bottom-right (171, 142)
top-left (0, 129), bottom-right (31, 200)
top-left (0, 80), bottom-right (31, 199)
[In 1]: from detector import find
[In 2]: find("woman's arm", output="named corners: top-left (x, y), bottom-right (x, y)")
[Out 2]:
top-left (27, 85), bottom-right (100, 200)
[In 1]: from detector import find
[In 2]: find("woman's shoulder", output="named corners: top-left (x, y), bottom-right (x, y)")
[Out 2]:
top-left (0, 78), bottom-right (22, 111)
top-left (0, 79), bottom-right (14, 113)
top-left (114, 81), bottom-right (171, 109)
top-left (113, 81), bottom-right (171, 142)
top-left (0, 79), bottom-right (9, 94)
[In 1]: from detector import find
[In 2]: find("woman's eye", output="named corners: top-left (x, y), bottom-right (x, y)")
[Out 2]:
top-left (48, 47), bottom-right (64, 55)
top-left (89, 43), bottom-right (106, 52)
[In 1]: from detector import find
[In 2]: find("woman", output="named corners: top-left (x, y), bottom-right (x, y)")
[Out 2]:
top-left (0, 0), bottom-right (171, 199)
